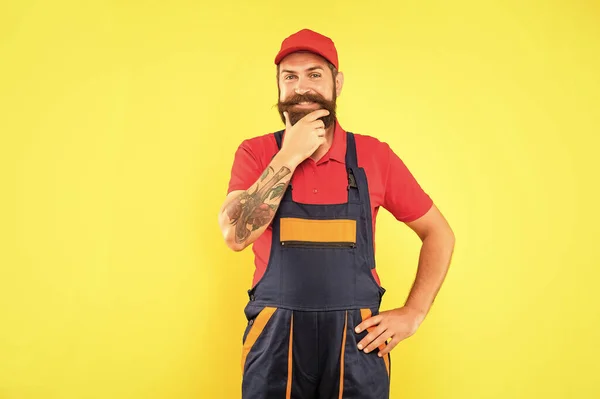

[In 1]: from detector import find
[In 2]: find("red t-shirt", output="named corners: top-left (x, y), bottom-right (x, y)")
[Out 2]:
top-left (227, 120), bottom-right (433, 287)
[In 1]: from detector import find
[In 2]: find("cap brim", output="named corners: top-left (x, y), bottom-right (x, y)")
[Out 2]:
top-left (274, 45), bottom-right (334, 67)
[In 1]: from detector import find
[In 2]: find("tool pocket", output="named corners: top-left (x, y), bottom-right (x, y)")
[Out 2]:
top-left (359, 308), bottom-right (390, 378)
top-left (241, 306), bottom-right (277, 372)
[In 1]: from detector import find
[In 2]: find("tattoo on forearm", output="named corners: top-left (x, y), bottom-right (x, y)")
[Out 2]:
top-left (226, 166), bottom-right (291, 244)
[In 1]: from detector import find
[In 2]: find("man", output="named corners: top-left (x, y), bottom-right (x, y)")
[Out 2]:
top-left (218, 29), bottom-right (455, 399)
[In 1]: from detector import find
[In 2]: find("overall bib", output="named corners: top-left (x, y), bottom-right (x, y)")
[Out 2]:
top-left (241, 131), bottom-right (391, 399)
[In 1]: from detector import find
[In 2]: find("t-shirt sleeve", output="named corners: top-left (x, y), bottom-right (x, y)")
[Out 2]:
top-left (382, 144), bottom-right (433, 222)
top-left (227, 140), bottom-right (264, 194)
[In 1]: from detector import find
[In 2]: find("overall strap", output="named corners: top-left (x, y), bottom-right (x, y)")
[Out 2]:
top-left (346, 132), bottom-right (376, 267)
top-left (345, 132), bottom-right (358, 168)
top-left (345, 133), bottom-right (359, 192)
top-left (274, 130), bottom-right (284, 150)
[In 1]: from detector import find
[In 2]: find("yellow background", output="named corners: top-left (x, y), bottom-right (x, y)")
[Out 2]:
top-left (1, 0), bottom-right (599, 398)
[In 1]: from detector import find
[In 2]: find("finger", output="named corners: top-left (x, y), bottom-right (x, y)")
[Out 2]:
top-left (364, 331), bottom-right (391, 353)
top-left (357, 324), bottom-right (385, 351)
top-left (311, 119), bottom-right (325, 129)
top-left (283, 111), bottom-right (291, 128)
top-left (378, 336), bottom-right (401, 357)
top-left (355, 315), bottom-right (383, 333)
top-left (302, 108), bottom-right (330, 122)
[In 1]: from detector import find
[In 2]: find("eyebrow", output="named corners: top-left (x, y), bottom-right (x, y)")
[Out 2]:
top-left (281, 66), bottom-right (325, 74)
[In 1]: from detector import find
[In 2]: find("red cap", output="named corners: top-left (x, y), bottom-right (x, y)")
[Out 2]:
top-left (274, 29), bottom-right (339, 69)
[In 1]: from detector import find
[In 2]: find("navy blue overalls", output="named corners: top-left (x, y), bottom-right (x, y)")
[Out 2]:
top-left (241, 131), bottom-right (391, 399)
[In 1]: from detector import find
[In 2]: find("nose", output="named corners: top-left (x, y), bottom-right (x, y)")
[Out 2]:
top-left (293, 75), bottom-right (311, 95)
top-left (294, 87), bottom-right (310, 95)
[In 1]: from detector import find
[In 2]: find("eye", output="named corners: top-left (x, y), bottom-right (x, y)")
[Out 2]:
top-left (284, 75), bottom-right (296, 80)
top-left (310, 73), bottom-right (321, 78)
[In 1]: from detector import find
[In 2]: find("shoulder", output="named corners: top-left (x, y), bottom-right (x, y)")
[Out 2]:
top-left (235, 131), bottom-right (280, 163)
top-left (351, 132), bottom-right (392, 162)
top-left (352, 132), bottom-right (390, 149)
top-left (238, 131), bottom-right (279, 152)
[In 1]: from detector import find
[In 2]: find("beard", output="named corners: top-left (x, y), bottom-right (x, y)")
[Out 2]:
top-left (277, 89), bottom-right (337, 128)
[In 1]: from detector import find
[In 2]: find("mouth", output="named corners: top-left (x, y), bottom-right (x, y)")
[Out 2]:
top-left (294, 101), bottom-right (319, 108)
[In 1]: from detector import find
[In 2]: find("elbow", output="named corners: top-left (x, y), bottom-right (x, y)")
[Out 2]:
top-left (219, 222), bottom-right (247, 252)
top-left (446, 227), bottom-right (456, 247)
top-left (218, 207), bottom-right (250, 252)
top-left (224, 235), bottom-right (246, 252)
top-left (441, 228), bottom-right (456, 261)
top-left (440, 226), bottom-right (456, 250)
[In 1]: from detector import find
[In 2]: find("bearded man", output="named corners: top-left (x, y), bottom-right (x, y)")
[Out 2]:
top-left (218, 28), bottom-right (455, 399)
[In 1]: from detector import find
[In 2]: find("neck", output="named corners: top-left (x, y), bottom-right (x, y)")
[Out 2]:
top-left (310, 124), bottom-right (335, 162)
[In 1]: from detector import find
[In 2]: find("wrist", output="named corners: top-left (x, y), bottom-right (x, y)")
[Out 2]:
top-left (275, 149), bottom-right (302, 170)
top-left (404, 303), bottom-right (428, 324)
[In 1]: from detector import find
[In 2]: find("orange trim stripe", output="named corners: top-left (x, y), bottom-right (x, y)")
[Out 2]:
top-left (280, 218), bottom-right (356, 243)
top-left (360, 308), bottom-right (371, 324)
top-left (241, 307), bottom-right (277, 373)
top-left (384, 353), bottom-right (390, 378)
top-left (360, 309), bottom-right (389, 377)
top-left (286, 314), bottom-right (294, 399)
top-left (338, 311), bottom-right (348, 399)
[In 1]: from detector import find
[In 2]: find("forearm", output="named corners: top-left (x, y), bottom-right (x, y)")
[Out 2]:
top-left (404, 231), bottom-right (455, 321)
top-left (219, 151), bottom-right (300, 251)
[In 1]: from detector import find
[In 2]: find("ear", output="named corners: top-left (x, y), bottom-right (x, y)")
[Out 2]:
top-left (335, 71), bottom-right (344, 97)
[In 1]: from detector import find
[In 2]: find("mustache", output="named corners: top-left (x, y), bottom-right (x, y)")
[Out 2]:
top-left (278, 93), bottom-right (330, 107)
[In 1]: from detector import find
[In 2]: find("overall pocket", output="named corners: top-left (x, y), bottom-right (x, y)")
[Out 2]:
top-left (278, 217), bottom-right (359, 310)
top-left (279, 217), bottom-right (357, 248)
top-left (241, 306), bottom-right (277, 372)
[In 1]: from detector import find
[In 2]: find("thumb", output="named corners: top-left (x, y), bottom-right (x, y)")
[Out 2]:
top-left (283, 111), bottom-right (291, 128)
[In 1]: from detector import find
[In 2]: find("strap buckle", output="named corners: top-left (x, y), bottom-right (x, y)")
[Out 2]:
top-left (347, 169), bottom-right (358, 190)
